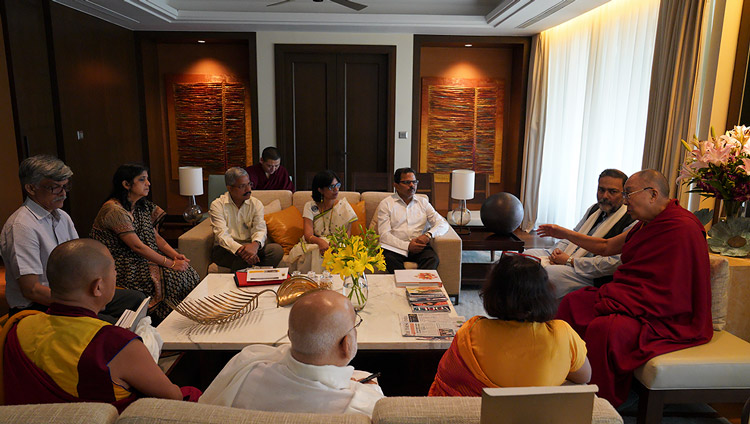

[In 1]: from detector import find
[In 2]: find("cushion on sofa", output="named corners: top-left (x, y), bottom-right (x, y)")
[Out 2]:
top-left (262, 199), bottom-right (282, 215)
top-left (350, 200), bottom-right (367, 236)
top-left (372, 396), bottom-right (622, 424)
top-left (118, 398), bottom-right (371, 424)
top-left (265, 206), bottom-right (304, 254)
top-left (633, 330), bottom-right (750, 390)
top-left (708, 256), bottom-right (729, 331)
top-left (0, 402), bottom-right (118, 424)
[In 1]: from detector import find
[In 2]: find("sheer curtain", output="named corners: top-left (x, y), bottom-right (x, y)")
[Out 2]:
top-left (534, 0), bottom-right (660, 228)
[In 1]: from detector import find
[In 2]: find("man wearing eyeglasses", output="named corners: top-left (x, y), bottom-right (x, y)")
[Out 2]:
top-left (209, 167), bottom-right (283, 271)
top-left (376, 167), bottom-right (449, 273)
top-left (538, 169), bottom-right (712, 407)
top-left (525, 169), bottom-right (635, 298)
top-left (0, 155), bottom-right (145, 322)
top-left (200, 290), bottom-right (384, 416)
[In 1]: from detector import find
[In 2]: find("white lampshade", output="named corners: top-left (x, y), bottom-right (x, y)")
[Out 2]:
top-left (451, 170), bottom-right (475, 200)
top-left (179, 166), bottom-right (204, 196)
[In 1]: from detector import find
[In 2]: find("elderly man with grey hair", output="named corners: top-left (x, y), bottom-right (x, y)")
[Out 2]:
top-left (199, 290), bottom-right (384, 416)
top-left (208, 167), bottom-right (283, 271)
top-left (0, 155), bottom-right (145, 322)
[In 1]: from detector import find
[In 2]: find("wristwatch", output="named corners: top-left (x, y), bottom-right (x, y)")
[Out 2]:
top-left (565, 257), bottom-right (573, 267)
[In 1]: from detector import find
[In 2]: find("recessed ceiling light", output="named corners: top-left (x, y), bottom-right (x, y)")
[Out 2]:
top-left (198, 40), bottom-right (206, 44)
top-left (465, 44), bottom-right (472, 47)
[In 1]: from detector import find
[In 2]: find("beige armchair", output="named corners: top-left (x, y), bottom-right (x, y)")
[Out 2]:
top-left (633, 256), bottom-right (750, 424)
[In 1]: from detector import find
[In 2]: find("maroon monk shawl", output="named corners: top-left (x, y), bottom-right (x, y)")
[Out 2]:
top-left (557, 200), bottom-right (712, 406)
top-left (245, 163), bottom-right (295, 192)
top-left (428, 336), bottom-right (491, 397)
top-left (3, 322), bottom-right (138, 412)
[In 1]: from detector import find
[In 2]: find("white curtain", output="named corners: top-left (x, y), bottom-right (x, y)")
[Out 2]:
top-left (533, 0), bottom-right (660, 228)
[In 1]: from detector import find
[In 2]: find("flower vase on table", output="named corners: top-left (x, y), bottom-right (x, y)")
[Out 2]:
top-left (322, 226), bottom-right (386, 311)
top-left (679, 125), bottom-right (750, 257)
top-left (343, 273), bottom-right (369, 311)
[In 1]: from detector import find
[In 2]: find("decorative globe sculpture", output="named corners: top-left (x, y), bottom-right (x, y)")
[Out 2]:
top-left (480, 192), bottom-right (524, 235)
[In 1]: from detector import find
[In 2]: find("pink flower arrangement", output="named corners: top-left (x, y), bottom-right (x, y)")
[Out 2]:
top-left (678, 125), bottom-right (750, 202)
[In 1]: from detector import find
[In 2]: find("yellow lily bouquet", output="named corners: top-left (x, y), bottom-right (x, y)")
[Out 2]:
top-left (322, 225), bottom-right (386, 309)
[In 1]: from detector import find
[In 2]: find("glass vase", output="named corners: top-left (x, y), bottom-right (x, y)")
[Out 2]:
top-left (343, 273), bottom-right (368, 311)
top-left (723, 199), bottom-right (746, 220)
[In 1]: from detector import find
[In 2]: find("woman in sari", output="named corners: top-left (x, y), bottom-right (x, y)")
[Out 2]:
top-left (90, 163), bottom-right (200, 324)
top-left (429, 252), bottom-right (592, 396)
top-left (288, 170), bottom-right (357, 273)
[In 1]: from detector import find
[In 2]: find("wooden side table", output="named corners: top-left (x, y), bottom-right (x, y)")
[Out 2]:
top-left (159, 215), bottom-right (200, 248)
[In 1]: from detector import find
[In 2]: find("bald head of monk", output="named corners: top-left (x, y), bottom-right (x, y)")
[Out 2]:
top-left (46, 238), bottom-right (117, 313)
top-left (288, 290), bottom-right (358, 367)
top-left (624, 169), bottom-right (671, 222)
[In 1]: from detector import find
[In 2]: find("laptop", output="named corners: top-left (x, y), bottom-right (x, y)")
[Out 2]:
top-left (480, 384), bottom-right (598, 424)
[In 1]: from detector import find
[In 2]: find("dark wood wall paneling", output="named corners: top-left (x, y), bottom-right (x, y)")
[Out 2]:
top-left (136, 32), bottom-right (258, 216)
top-left (411, 35), bottom-right (531, 210)
top-left (49, 2), bottom-right (143, 235)
top-left (1, 0), bottom-right (143, 234)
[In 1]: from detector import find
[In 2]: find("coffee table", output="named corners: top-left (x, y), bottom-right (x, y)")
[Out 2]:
top-left (156, 273), bottom-right (459, 351)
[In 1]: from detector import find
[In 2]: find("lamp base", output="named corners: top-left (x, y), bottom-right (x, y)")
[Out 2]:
top-left (183, 196), bottom-right (203, 225)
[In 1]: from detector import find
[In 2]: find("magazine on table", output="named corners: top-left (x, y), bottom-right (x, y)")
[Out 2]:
top-left (394, 269), bottom-right (442, 288)
top-left (400, 313), bottom-right (465, 337)
top-left (115, 296), bottom-right (151, 332)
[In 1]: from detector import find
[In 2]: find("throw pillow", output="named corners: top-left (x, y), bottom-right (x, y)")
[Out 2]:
top-left (350, 200), bottom-right (367, 236)
top-left (265, 206), bottom-right (304, 254)
top-left (262, 199), bottom-right (282, 215)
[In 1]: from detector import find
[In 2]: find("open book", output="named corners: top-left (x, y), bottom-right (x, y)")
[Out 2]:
top-left (115, 296), bottom-right (150, 332)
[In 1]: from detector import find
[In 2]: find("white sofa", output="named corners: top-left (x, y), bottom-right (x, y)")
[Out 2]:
top-left (178, 190), bottom-right (464, 298)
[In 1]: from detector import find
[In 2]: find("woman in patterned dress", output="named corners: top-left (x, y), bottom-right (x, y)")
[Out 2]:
top-left (287, 170), bottom-right (358, 273)
top-left (91, 163), bottom-right (200, 323)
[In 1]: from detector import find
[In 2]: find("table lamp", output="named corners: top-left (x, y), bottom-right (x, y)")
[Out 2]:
top-left (179, 166), bottom-right (203, 225)
top-left (450, 169), bottom-right (474, 234)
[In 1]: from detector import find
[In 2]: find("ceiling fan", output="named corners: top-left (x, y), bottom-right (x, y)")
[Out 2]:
top-left (267, 0), bottom-right (368, 12)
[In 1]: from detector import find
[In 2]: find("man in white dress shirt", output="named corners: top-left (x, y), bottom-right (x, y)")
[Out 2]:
top-left (199, 290), bottom-right (384, 416)
top-left (209, 167), bottom-right (283, 271)
top-left (526, 169), bottom-right (635, 298)
top-left (376, 167), bottom-right (449, 273)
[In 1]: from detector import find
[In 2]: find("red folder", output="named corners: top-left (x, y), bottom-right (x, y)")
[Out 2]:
top-left (234, 271), bottom-right (288, 288)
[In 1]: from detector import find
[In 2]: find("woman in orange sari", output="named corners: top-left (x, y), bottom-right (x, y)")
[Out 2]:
top-left (429, 252), bottom-right (591, 396)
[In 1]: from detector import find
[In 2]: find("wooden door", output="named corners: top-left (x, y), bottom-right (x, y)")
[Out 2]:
top-left (276, 45), bottom-right (394, 191)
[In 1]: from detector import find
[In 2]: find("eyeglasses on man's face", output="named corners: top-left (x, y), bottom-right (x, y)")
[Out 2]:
top-left (399, 180), bottom-right (419, 186)
top-left (622, 187), bottom-right (653, 200)
top-left (342, 312), bottom-right (363, 341)
top-left (327, 182), bottom-right (342, 190)
top-left (38, 182), bottom-right (72, 195)
top-left (501, 250), bottom-right (541, 263)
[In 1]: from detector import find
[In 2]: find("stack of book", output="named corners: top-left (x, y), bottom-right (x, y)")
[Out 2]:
top-left (405, 286), bottom-right (451, 313)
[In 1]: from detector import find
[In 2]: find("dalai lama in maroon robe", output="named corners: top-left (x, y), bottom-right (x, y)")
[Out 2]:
top-left (537, 169), bottom-right (712, 406)
top-left (245, 147), bottom-right (295, 192)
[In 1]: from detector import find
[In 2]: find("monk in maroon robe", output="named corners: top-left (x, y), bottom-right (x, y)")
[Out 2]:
top-left (1, 239), bottom-right (199, 409)
top-left (245, 147), bottom-right (295, 191)
top-left (537, 170), bottom-right (712, 406)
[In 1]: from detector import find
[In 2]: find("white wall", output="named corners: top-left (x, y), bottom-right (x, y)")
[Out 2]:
top-left (255, 31), bottom-right (414, 169)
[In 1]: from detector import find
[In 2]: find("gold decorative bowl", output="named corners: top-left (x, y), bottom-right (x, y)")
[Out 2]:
top-left (277, 275), bottom-right (324, 306)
